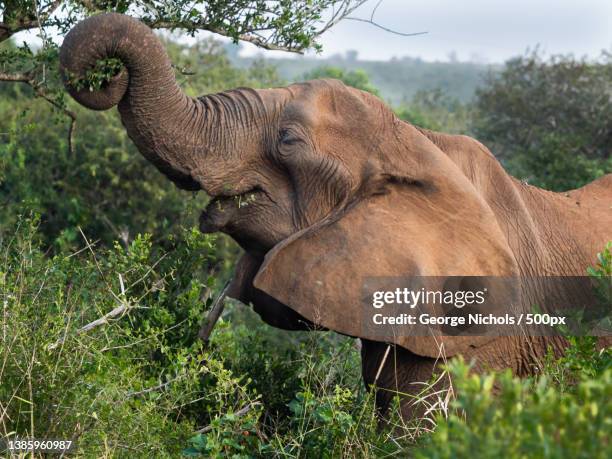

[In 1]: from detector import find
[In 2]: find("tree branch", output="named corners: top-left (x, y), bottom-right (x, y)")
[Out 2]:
top-left (48, 297), bottom-right (130, 350)
top-left (194, 402), bottom-right (261, 434)
top-left (344, 17), bottom-right (427, 37)
top-left (310, 0), bottom-right (369, 40)
top-left (32, 87), bottom-right (77, 156)
top-left (0, 72), bottom-right (30, 82)
top-left (145, 19), bottom-right (306, 53)
top-left (345, 0), bottom-right (427, 38)
top-left (0, 0), bottom-right (64, 43)
top-left (0, 72), bottom-right (77, 155)
top-left (126, 374), bottom-right (185, 397)
top-left (143, 1), bottom-right (371, 53)
top-left (198, 280), bottom-right (231, 343)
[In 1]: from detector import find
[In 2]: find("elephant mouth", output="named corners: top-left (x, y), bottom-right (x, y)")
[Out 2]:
top-left (199, 186), bottom-right (262, 233)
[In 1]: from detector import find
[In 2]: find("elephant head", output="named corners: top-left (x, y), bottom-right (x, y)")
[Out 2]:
top-left (61, 13), bottom-right (521, 357)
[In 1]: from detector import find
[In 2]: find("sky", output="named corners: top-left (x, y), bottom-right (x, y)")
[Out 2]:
top-left (13, 0), bottom-right (612, 64)
top-left (238, 0), bottom-right (612, 63)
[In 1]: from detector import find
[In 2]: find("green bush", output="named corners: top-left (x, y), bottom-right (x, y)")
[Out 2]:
top-left (0, 214), bottom-right (410, 457)
top-left (194, 317), bottom-right (413, 458)
top-left (472, 51), bottom-right (612, 190)
top-left (416, 361), bottom-right (612, 459)
top-left (417, 244), bottom-right (612, 459)
top-left (1, 215), bottom-right (610, 458)
top-left (0, 214), bottom-right (250, 456)
top-left (302, 66), bottom-right (381, 96)
top-left (396, 88), bottom-right (472, 133)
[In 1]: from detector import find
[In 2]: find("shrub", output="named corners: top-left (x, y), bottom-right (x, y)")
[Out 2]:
top-left (194, 319), bottom-right (413, 457)
top-left (0, 214), bottom-right (251, 456)
top-left (302, 66), bottom-right (381, 96)
top-left (416, 361), bottom-right (612, 459)
top-left (472, 50), bottom-right (612, 191)
top-left (396, 89), bottom-right (472, 133)
top-left (0, 214), bottom-right (412, 457)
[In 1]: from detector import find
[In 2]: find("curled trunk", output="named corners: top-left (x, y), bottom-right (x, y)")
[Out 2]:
top-left (60, 13), bottom-right (207, 189)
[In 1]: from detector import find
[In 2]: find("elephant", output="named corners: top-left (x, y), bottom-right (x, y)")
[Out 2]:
top-left (60, 13), bottom-right (611, 420)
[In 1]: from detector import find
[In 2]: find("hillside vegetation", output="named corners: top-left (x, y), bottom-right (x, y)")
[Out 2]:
top-left (231, 49), bottom-right (491, 104)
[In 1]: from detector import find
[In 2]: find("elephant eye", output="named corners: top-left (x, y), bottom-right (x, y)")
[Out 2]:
top-left (279, 128), bottom-right (300, 145)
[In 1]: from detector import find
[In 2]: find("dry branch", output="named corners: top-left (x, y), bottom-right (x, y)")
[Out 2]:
top-left (48, 300), bottom-right (130, 350)
top-left (194, 402), bottom-right (261, 434)
top-left (48, 273), bottom-right (131, 350)
top-left (198, 280), bottom-right (231, 343)
top-left (126, 374), bottom-right (185, 397)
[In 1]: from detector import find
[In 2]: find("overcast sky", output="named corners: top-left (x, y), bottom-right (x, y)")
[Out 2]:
top-left (240, 0), bottom-right (612, 63)
top-left (15, 0), bottom-right (612, 63)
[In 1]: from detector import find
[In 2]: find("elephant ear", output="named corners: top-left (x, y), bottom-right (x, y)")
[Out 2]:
top-left (253, 172), bottom-right (519, 358)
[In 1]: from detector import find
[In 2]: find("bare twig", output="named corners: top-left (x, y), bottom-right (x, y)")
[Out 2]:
top-left (0, 72), bottom-right (30, 82)
top-left (374, 344), bottom-right (391, 385)
top-left (194, 402), bottom-right (261, 434)
top-left (126, 374), bottom-right (185, 397)
top-left (198, 280), bottom-right (231, 343)
top-left (312, 0), bottom-right (369, 39)
top-left (48, 270), bottom-right (130, 350)
top-left (66, 239), bottom-right (100, 258)
top-left (346, 0), bottom-right (427, 38)
top-left (47, 298), bottom-right (130, 350)
top-left (32, 86), bottom-right (77, 156)
top-left (77, 227), bottom-right (117, 299)
top-left (344, 17), bottom-right (427, 37)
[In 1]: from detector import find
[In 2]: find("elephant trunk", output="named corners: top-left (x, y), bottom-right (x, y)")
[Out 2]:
top-left (59, 13), bottom-right (209, 190)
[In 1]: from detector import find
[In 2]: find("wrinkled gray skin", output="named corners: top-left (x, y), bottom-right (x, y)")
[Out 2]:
top-left (61, 14), bottom-right (611, 419)
top-left (61, 14), bottom-right (351, 255)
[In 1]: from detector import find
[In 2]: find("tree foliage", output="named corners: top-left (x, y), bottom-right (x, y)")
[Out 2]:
top-left (473, 51), bottom-right (612, 190)
top-left (1, 1), bottom-right (367, 50)
top-left (396, 88), bottom-right (472, 133)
